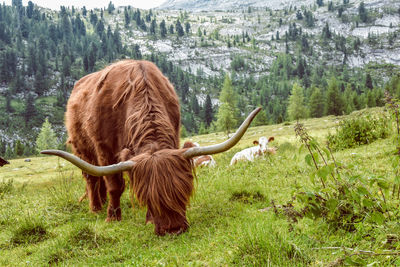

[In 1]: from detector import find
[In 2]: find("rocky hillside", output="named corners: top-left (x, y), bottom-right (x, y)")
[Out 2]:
top-left (159, 0), bottom-right (315, 11)
top-left (117, 0), bottom-right (400, 77)
top-left (1, 0), bottom-right (400, 158)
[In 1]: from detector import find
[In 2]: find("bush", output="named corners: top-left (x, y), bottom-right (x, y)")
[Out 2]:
top-left (327, 112), bottom-right (390, 150)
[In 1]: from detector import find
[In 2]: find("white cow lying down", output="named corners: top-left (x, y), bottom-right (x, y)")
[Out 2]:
top-left (183, 141), bottom-right (217, 167)
top-left (230, 136), bottom-right (276, 165)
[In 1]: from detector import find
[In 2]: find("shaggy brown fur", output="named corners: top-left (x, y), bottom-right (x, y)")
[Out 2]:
top-left (66, 60), bottom-right (191, 235)
top-left (0, 156), bottom-right (9, 166)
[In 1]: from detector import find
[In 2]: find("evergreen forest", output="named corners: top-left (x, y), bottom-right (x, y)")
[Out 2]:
top-left (0, 0), bottom-right (399, 158)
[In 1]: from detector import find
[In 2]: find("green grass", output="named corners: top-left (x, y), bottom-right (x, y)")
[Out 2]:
top-left (1, 107), bottom-right (399, 266)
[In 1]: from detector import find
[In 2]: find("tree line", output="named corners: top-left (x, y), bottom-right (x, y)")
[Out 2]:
top-left (0, 1), bottom-right (398, 158)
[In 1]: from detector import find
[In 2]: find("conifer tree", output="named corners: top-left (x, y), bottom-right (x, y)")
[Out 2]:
top-left (150, 19), bottom-right (157, 35)
top-left (124, 7), bottom-right (130, 28)
top-left (344, 83), bottom-right (355, 114)
top-left (176, 20), bottom-right (184, 37)
top-left (358, 1), bottom-right (368, 23)
top-left (23, 93), bottom-right (36, 127)
top-left (309, 86), bottom-right (325, 118)
top-left (287, 83), bottom-right (307, 120)
top-left (204, 94), bottom-right (213, 127)
top-left (365, 73), bottom-right (373, 90)
top-left (35, 118), bottom-right (58, 154)
top-left (14, 140), bottom-right (24, 157)
top-left (185, 21), bottom-right (191, 35)
top-left (160, 20), bottom-right (167, 38)
top-left (253, 109), bottom-right (268, 126)
top-left (326, 77), bottom-right (345, 115)
top-left (216, 74), bottom-right (238, 135)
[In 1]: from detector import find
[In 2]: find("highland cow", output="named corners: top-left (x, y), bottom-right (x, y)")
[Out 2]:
top-left (42, 60), bottom-right (260, 235)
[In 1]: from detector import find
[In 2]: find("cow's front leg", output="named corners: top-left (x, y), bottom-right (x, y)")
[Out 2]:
top-left (84, 173), bottom-right (104, 212)
top-left (99, 177), bottom-right (107, 205)
top-left (105, 173), bottom-right (125, 221)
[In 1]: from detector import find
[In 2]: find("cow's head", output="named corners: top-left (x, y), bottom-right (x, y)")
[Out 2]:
top-left (253, 136), bottom-right (274, 154)
top-left (42, 108), bottom-right (261, 235)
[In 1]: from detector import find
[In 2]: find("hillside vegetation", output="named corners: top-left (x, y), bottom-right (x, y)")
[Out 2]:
top-left (1, 0), bottom-right (400, 159)
top-left (1, 107), bottom-right (400, 265)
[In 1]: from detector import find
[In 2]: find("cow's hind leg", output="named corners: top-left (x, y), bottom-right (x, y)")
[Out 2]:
top-left (105, 173), bottom-right (125, 221)
top-left (84, 173), bottom-right (104, 212)
top-left (79, 178), bottom-right (106, 205)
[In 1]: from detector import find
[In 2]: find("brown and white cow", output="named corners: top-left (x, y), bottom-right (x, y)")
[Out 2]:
top-left (42, 60), bottom-right (260, 235)
top-left (230, 136), bottom-right (275, 165)
top-left (182, 141), bottom-right (216, 168)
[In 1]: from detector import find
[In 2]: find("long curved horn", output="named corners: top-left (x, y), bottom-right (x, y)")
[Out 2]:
top-left (41, 150), bottom-right (135, 176)
top-left (183, 107), bottom-right (261, 158)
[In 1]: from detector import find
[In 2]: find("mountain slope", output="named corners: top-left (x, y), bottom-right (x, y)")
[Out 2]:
top-left (159, 0), bottom-right (314, 11)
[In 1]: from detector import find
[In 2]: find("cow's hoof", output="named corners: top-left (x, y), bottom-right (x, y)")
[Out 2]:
top-left (90, 206), bottom-right (102, 213)
top-left (105, 216), bottom-right (121, 222)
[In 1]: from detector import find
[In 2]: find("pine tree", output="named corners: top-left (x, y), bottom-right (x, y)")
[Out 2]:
top-left (191, 95), bottom-right (200, 115)
top-left (287, 83), bottom-right (307, 120)
top-left (35, 118), bottom-right (58, 154)
top-left (309, 86), bottom-right (325, 118)
top-left (216, 74), bottom-right (238, 135)
top-left (124, 7), bottom-right (131, 28)
top-left (204, 94), bottom-right (213, 127)
top-left (365, 73), bottom-right (373, 90)
top-left (24, 93), bottom-right (37, 127)
top-left (176, 20), bottom-right (184, 37)
top-left (326, 77), bottom-right (345, 115)
top-left (344, 83), bottom-right (355, 114)
top-left (253, 109), bottom-right (269, 126)
top-left (14, 140), bottom-right (24, 157)
top-left (185, 21), bottom-right (191, 35)
top-left (366, 90), bottom-right (376, 107)
top-left (107, 1), bottom-right (115, 14)
top-left (160, 20), bottom-right (167, 38)
top-left (358, 1), bottom-right (368, 23)
top-left (150, 19), bottom-right (157, 35)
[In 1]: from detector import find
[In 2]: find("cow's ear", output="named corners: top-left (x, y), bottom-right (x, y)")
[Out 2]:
top-left (268, 137), bottom-right (275, 142)
top-left (183, 141), bottom-right (195, 148)
top-left (119, 148), bottom-right (134, 161)
top-left (253, 140), bottom-right (259, 145)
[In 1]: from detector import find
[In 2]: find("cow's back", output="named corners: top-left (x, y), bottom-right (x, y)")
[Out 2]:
top-left (66, 60), bottom-right (180, 165)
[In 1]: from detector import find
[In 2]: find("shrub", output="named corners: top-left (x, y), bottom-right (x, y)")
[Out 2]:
top-left (327, 112), bottom-right (390, 150)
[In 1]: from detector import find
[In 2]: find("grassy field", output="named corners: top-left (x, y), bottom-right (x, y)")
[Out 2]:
top-left (1, 107), bottom-right (400, 266)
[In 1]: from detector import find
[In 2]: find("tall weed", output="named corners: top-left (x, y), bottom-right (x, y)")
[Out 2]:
top-left (277, 123), bottom-right (393, 233)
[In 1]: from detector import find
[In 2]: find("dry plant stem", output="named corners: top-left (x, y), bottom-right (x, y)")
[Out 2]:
top-left (294, 122), bottom-right (325, 188)
top-left (326, 144), bottom-right (340, 184)
top-left (380, 187), bottom-right (387, 205)
top-left (306, 144), bottom-right (326, 188)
